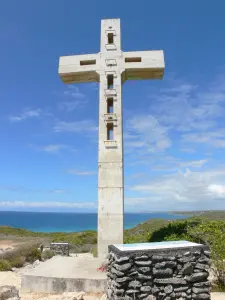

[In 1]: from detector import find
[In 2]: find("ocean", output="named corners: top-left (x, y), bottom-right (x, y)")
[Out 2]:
top-left (0, 211), bottom-right (187, 233)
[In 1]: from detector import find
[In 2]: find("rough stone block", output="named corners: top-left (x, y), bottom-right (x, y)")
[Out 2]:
top-left (0, 286), bottom-right (20, 300)
top-left (107, 241), bottom-right (210, 300)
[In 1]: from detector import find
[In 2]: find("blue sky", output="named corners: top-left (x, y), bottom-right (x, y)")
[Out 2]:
top-left (1, 0), bottom-right (225, 212)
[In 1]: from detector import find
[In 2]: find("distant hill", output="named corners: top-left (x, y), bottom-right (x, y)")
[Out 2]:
top-left (173, 210), bottom-right (225, 220)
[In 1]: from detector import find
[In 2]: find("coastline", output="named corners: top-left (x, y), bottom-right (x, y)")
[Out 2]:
top-left (1, 210), bottom-right (224, 234)
top-left (0, 211), bottom-right (187, 233)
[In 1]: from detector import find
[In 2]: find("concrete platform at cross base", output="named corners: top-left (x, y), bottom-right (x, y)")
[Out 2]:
top-left (21, 254), bottom-right (107, 294)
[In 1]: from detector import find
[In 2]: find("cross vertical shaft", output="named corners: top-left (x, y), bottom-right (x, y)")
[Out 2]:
top-left (58, 18), bottom-right (165, 259)
top-left (98, 19), bottom-right (124, 258)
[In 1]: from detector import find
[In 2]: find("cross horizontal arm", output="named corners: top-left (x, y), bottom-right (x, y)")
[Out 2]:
top-left (58, 53), bottom-right (100, 84)
top-left (123, 50), bottom-right (164, 81)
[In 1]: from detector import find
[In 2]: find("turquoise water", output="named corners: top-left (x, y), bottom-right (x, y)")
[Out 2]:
top-left (0, 211), bottom-right (186, 233)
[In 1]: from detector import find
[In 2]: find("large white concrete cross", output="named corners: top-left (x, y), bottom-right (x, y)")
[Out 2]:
top-left (58, 19), bottom-right (165, 258)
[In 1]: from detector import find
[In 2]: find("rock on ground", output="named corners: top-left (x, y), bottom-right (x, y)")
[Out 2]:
top-left (0, 286), bottom-right (20, 300)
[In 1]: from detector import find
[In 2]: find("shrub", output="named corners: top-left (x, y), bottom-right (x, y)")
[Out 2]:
top-left (25, 247), bottom-right (41, 263)
top-left (149, 217), bottom-right (225, 289)
top-left (11, 256), bottom-right (25, 268)
top-left (188, 220), bottom-right (225, 288)
top-left (0, 243), bottom-right (42, 271)
top-left (0, 259), bottom-right (12, 271)
top-left (1, 243), bottom-right (42, 266)
top-left (42, 250), bottom-right (55, 260)
top-left (149, 218), bottom-right (201, 242)
top-left (91, 245), bottom-right (97, 257)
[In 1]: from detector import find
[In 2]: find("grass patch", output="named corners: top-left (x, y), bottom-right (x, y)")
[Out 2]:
top-left (0, 226), bottom-right (97, 246)
top-left (124, 219), bottom-right (170, 243)
top-left (10, 256), bottom-right (25, 268)
top-left (0, 259), bottom-right (12, 271)
top-left (42, 250), bottom-right (55, 260)
top-left (0, 242), bottom-right (41, 270)
top-left (212, 282), bottom-right (225, 292)
top-left (91, 245), bottom-right (97, 257)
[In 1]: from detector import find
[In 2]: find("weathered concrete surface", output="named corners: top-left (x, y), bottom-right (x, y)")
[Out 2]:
top-left (212, 293), bottom-right (225, 300)
top-left (21, 255), bottom-right (106, 294)
top-left (58, 18), bottom-right (165, 259)
top-left (0, 268), bottom-right (223, 299)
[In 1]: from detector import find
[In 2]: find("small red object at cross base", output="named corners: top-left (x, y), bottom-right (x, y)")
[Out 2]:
top-left (97, 265), bottom-right (106, 272)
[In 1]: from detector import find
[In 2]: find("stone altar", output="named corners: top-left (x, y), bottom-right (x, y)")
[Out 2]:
top-left (107, 241), bottom-right (211, 300)
top-left (50, 242), bottom-right (70, 256)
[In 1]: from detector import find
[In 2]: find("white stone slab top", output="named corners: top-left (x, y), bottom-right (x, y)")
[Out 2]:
top-left (113, 240), bottom-right (202, 252)
top-left (50, 242), bottom-right (69, 245)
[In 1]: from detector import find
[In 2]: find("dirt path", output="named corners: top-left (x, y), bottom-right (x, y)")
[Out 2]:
top-left (211, 293), bottom-right (225, 300)
top-left (0, 240), bottom-right (18, 250)
top-left (0, 271), bottom-right (20, 288)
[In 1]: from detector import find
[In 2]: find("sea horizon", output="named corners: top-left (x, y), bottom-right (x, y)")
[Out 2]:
top-left (0, 210), bottom-right (191, 214)
top-left (0, 211), bottom-right (188, 233)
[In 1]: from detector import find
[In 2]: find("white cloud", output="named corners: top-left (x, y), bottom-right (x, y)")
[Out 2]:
top-left (9, 109), bottom-right (42, 122)
top-left (181, 130), bottom-right (225, 148)
top-left (180, 148), bottom-right (196, 153)
top-left (67, 169), bottom-right (96, 176)
top-left (0, 186), bottom-right (69, 194)
top-left (37, 144), bottom-right (76, 154)
top-left (127, 167), bottom-right (225, 210)
top-left (0, 186), bottom-right (23, 192)
top-left (58, 100), bottom-right (88, 112)
top-left (63, 86), bottom-right (86, 99)
top-left (125, 115), bottom-right (171, 153)
top-left (125, 197), bottom-right (151, 207)
top-left (160, 83), bottom-right (198, 94)
top-left (0, 201), bottom-right (96, 209)
top-left (150, 158), bottom-right (208, 172)
top-left (208, 184), bottom-right (225, 197)
top-left (56, 85), bottom-right (88, 112)
top-left (40, 144), bottom-right (65, 153)
top-left (48, 189), bottom-right (68, 194)
top-left (177, 159), bottom-right (208, 168)
top-left (146, 73), bottom-right (225, 149)
top-left (54, 120), bottom-right (98, 133)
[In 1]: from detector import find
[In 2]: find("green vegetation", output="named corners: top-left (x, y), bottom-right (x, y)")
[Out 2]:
top-left (42, 250), bottom-right (55, 261)
top-left (0, 210), bottom-right (225, 289)
top-left (91, 245), bottom-right (98, 257)
top-left (0, 259), bottom-right (12, 271)
top-left (125, 215), bottom-right (225, 289)
top-left (0, 210), bottom-right (224, 246)
top-left (173, 210), bottom-right (225, 220)
top-left (0, 226), bottom-right (97, 246)
top-left (10, 256), bottom-right (25, 268)
top-left (0, 242), bottom-right (42, 270)
top-left (188, 220), bottom-right (225, 289)
top-left (148, 218), bottom-right (225, 289)
top-left (124, 219), bottom-right (170, 243)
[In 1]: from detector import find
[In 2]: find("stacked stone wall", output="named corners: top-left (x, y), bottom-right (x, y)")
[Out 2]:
top-left (50, 243), bottom-right (69, 256)
top-left (107, 245), bottom-right (211, 300)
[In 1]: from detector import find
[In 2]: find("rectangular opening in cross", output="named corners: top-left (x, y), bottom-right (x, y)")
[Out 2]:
top-left (125, 57), bottom-right (142, 63)
top-left (108, 33), bottom-right (114, 44)
top-left (107, 123), bottom-right (114, 140)
top-left (80, 60), bottom-right (96, 66)
top-left (107, 75), bottom-right (114, 89)
top-left (107, 98), bottom-right (114, 113)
